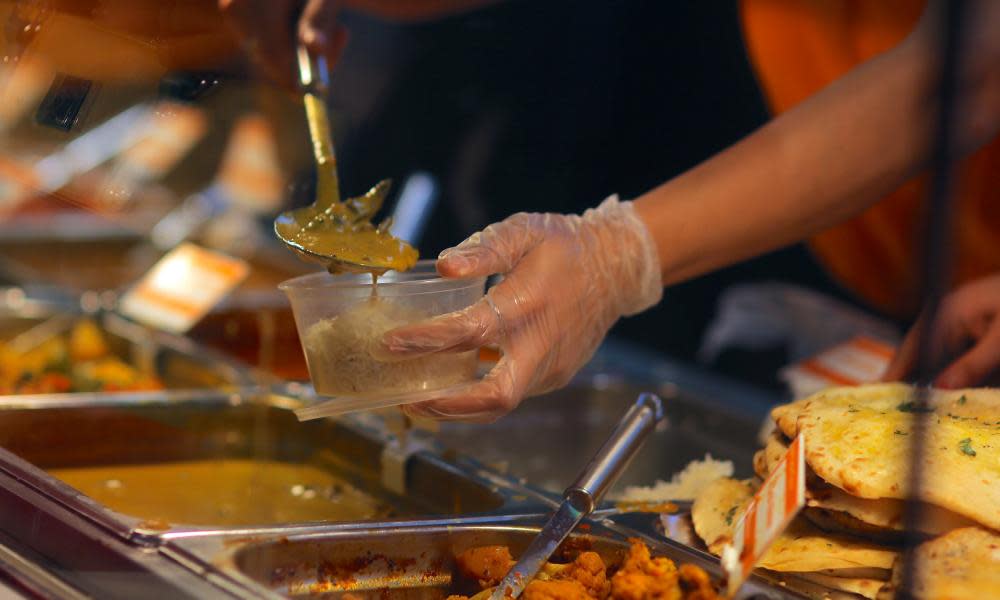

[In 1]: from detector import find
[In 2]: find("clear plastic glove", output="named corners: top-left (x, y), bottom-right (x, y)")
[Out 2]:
top-left (883, 274), bottom-right (1000, 388)
top-left (378, 195), bottom-right (663, 422)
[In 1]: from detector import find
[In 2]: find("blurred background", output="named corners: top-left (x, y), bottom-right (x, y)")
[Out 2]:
top-left (0, 0), bottom-right (891, 392)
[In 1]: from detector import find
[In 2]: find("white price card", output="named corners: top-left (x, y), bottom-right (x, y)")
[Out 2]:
top-left (119, 243), bottom-right (249, 333)
top-left (721, 432), bottom-right (806, 597)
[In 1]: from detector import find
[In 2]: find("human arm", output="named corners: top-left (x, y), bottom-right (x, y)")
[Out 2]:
top-left (634, 0), bottom-right (1000, 286)
top-left (377, 1), bottom-right (999, 421)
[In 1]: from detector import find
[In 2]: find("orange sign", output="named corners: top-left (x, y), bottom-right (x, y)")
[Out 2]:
top-left (721, 433), bottom-right (806, 596)
top-left (119, 243), bottom-right (248, 333)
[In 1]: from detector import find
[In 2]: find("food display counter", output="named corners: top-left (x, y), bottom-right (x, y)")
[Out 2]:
top-left (0, 283), bottom-right (798, 598)
top-left (7, 4), bottom-right (978, 598)
top-left (5, 255), bottom-right (995, 600)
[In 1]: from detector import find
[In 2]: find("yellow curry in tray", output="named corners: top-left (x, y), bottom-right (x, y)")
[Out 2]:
top-left (0, 319), bottom-right (163, 394)
top-left (49, 459), bottom-right (392, 527)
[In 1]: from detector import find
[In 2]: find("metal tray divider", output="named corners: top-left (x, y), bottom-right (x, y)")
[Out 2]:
top-left (162, 516), bottom-right (798, 600)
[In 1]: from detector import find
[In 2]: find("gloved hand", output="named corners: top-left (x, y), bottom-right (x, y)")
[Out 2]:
top-left (378, 195), bottom-right (663, 422)
top-left (883, 274), bottom-right (1000, 388)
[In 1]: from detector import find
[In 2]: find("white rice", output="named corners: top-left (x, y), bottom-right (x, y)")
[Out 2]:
top-left (617, 454), bottom-right (734, 502)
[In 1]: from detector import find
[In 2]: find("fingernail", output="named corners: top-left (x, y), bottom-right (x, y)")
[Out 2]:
top-left (439, 251), bottom-right (477, 274)
top-left (445, 257), bottom-right (473, 273)
top-left (438, 246), bottom-right (477, 259)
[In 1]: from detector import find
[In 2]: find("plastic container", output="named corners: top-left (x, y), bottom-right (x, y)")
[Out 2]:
top-left (279, 261), bottom-right (487, 418)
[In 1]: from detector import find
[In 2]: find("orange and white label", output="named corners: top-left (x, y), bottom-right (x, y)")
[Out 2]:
top-left (119, 243), bottom-right (248, 333)
top-left (722, 433), bottom-right (806, 597)
top-left (782, 336), bottom-right (895, 398)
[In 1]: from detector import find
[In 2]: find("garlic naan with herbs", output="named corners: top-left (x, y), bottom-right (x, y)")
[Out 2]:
top-left (909, 527), bottom-right (1000, 599)
top-left (691, 478), bottom-right (898, 574)
top-left (771, 384), bottom-right (1000, 531)
top-left (755, 430), bottom-right (976, 537)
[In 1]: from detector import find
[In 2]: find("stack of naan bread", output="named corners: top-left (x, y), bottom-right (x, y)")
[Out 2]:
top-left (691, 383), bottom-right (1000, 599)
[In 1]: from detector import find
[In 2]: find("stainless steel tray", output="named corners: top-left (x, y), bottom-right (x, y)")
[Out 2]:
top-left (0, 390), bottom-right (548, 546)
top-left (0, 464), bottom-right (235, 599)
top-left (161, 517), bottom-right (796, 599)
top-left (434, 377), bottom-right (768, 497)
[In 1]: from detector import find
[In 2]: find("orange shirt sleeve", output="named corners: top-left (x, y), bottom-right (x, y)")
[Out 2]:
top-left (739, 0), bottom-right (1000, 317)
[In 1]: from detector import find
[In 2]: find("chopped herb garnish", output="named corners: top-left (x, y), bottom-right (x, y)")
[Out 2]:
top-left (897, 401), bottom-right (933, 414)
top-left (958, 395), bottom-right (967, 405)
top-left (894, 429), bottom-right (908, 436)
top-left (724, 506), bottom-right (738, 525)
top-left (959, 438), bottom-right (977, 457)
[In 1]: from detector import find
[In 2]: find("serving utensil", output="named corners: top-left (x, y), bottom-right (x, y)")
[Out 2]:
top-left (273, 45), bottom-right (396, 274)
top-left (489, 393), bottom-right (666, 600)
top-left (5, 313), bottom-right (76, 354)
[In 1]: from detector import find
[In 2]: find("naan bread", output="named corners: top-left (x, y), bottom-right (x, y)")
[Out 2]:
top-left (803, 507), bottom-right (901, 543)
top-left (910, 527), bottom-right (1000, 599)
top-left (691, 477), bottom-right (753, 554)
top-left (758, 429), bottom-right (977, 536)
top-left (691, 478), bottom-right (898, 573)
top-left (787, 571), bottom-right (887, 600)
top-left (770, 384), bottom-right (1000, 530)
top-left (765, 569), bottom-right (893, 600)
top-left (758, 430), bottom-right (825, 488)
top-left (814, 567), bottom-right (893, 580)
top-left (752, 448), bottom-right (768, 479)
top-left (761, 519), bottom-right (898, 572)
top-left (807, 488), bottom-right (977, 536)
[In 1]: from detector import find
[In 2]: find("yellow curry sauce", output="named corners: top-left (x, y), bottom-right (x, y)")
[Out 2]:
top-left (275, 93), bottom-right (417, 276)
top-left (48, 459), bottom-right (391, 527)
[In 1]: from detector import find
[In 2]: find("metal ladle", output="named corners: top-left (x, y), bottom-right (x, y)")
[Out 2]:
top-left (489, 393), bottom-right (667, 599)
top-left (273, 45), bottom-right (400, 274)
